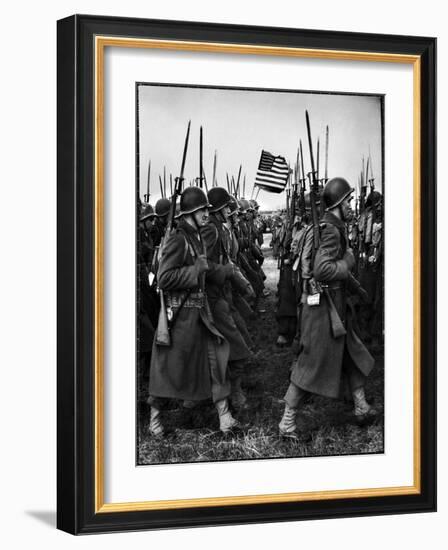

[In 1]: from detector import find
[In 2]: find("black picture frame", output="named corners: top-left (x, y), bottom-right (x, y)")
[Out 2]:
top-left (57, 14), bottom-right (436, 534)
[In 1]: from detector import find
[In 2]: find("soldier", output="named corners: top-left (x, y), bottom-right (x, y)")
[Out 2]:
top-left (138, 203), bottom-right (159, 383)
top-left (275, 213), bottom-right (298, 347)
top-left (227, 197), bottom-right (257, 324)
top-left (357, 190), bottom-right (383, 345)
top-left (139, 202), bottom-right (156, 271)
top-left (289, 191), bottom-right (322, 351)
top-left (150, 197), bottom-right (171, 247)
top-left (250, 199), bottom-right (265, 246)
top-left (237, 199), bottom-right (265, 310)
top-left (148, 187), bottom-right (239, 436)
top-left (270, 215), bottom-right (284, 259)
top-left (279, 177), bottom-right (376, 437)
top-left (202, 187), bottom-right (253, 409)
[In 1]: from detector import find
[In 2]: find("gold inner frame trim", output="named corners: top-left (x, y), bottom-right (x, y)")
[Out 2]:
top-left (94, 35), bottom-right (421, 513)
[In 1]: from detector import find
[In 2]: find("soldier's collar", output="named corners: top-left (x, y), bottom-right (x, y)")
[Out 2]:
top-left (177, 218), bottom-right (200, 235)
top-left (322, 210), bottom-right (346, 231)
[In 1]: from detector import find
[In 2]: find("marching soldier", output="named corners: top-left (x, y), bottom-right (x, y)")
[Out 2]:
top-left (138, 203), bottom-right (159, 384)
top-left (357, 190), bottom-right (383, 345)
top-left (148, 187), bottom-right (239, 436)
top-left (275, 214), bottom-right (298, 347)
top-left (202, 187), bottom-right (253, 409)
top-left (150, 197), bottom-right (171, 247)
top-left (227, 197), bottom-right (257, 324)
top-left (237, 199), bottom-right (265, 310)
top-left (279, 177), bottom-right (376, 437)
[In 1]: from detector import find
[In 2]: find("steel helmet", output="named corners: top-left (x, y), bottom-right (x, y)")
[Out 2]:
top-left (179, 187), bottom-right (211, 216)
top-left (155, 197), bottom-right (171, 218)
top-left (238, 198), bottom-right (250, 213)
top-left (140, 203), bottom-right (155, 221)
top-left (365, 190), bottom-right (382, 209)
top-left (322, 177), bottom-right (354, 210)
top-left (207, 187), bottom-right (232, 213)
top-left (303, 186), bottom-right (324, 210)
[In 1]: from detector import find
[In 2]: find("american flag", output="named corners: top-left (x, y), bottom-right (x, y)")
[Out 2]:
top-left (254, 150), bottom-right (290, 193)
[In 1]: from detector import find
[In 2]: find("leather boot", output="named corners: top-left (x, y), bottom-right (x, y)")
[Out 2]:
top-left (352, 387), bottom-right (377, 423)
top-left (278, 403), bottom-right (298, 437)
top-left (148, 405), bottom-right (165, 436)
top-left (215, 399), bottom-right (240, 434)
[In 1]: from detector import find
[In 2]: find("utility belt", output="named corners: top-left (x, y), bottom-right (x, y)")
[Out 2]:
top-left (320, 282), bottom-right (344, 291)
top-left (166, 291), bottom-right (205, 309)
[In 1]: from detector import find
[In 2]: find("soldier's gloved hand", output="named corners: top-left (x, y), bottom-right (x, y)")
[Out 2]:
top-left (343, 248), bottom-right (356, 271)
top-left (194, 254), bottom-right (209, 274)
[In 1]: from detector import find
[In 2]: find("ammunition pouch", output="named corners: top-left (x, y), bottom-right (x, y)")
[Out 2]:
top-left (166, 291), bottom-right (205, 309)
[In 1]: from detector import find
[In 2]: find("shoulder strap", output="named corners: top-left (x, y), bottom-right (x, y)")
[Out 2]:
top-left (177, 227), bottom-right (198, 261)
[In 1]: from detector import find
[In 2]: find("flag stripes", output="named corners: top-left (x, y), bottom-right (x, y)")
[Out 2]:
top-left (255, 150), bottom-right (289, 193)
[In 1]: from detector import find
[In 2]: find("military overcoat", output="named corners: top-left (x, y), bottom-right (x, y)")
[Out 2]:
top-left (149, 220), bottom-right (230, 403)
top-left (290, 211), bottom-right (374, 398)
top-left (201, 215), bottom-right (252, 362)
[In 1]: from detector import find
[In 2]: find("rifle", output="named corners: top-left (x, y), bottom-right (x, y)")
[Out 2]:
top-left (144, 159), bottom-right (151, 203)
top-left (298, 139), bottom-right (306, 216)
top-left (156, 120), bottom-right (191, 346)
top-left (368, 151), bottom-right (375, 191)
top-left (304, 111), bottom-right (346, 337)
top-left (305, 111), bottom-right (320, 253)
top-left (236, 165), bottom-right (242, 197)
top-left (324, 125), bottom-right (329, 183)
top-left (212, 150), bottom-right (217, 187)
top-left (199, 126), bottom-right (204, 189)
top-left (159, 175), bottom-right (164, 198)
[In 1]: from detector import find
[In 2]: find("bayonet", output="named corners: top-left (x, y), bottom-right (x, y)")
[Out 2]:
top-left (199, 126), bottom-right (204, 189)
top-left (169, 120), bottom-right (191, 230)
top-left (236, 164), bottom-right (242, 197)
top-left (144, 159), bottom-right (151, 202)
top-left (212, 150), bottom-right (217, 187)
top-left (159, 175), bottom-right (164, 198)
top-left (305, 110), bottom-right (320, 250)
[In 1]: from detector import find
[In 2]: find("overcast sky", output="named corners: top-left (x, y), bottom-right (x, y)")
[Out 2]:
top-left (137, 84), bottom-right (383, 211)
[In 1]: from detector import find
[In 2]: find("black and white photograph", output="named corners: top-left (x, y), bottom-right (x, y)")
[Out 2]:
top-left (136, 83), bottom-right (384, 465)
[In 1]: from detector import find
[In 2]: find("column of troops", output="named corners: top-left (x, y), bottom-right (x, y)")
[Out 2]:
top-left (139, 177), bottom-right (381, 440)
top-left (274, 179), bottom-right (382, 435)
top-left (139, 188), bottom-right (267, 436)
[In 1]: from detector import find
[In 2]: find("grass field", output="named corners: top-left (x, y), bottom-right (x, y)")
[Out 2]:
top-left (137, 238), bottom-right (384, 465)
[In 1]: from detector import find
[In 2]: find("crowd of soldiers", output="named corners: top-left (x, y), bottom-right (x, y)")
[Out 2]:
top-left (271, 177), bottom-right (383, 435)
top-left (138, 189), bottom-right (268, 436)
top-left (138, 177), bottom-right (381, 440)
top-left (273, 184), bottom-right (383, 350)
top-left (137, 111), bottom-right (381, 441)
